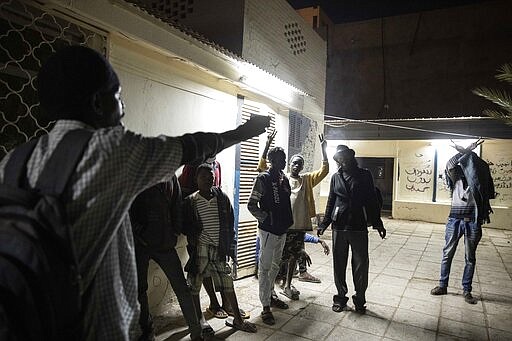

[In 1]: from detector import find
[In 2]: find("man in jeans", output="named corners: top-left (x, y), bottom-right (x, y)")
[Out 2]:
top-left (248, 147), bottom-right (293, 325)
top-left (431, 140), bottom-right (495, 304)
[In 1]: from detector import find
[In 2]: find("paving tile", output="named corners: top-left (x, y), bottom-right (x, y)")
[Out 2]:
top-left (384, 321), bottom-right (437, 341)
top-left (325, 325), bottom-right (381, 341)
top-left (264, 331), bottom-right (311, 341)
top-left (438, 318), bottom-right (488, 340)
top-left (281, 316), bottom-right (334, 339)
top-left (441, 304), bottom-right (486, 327)
top-left (398, 296), bottom-right (441, 316)
top-left (339, 310), bottom-right (391, 336)
top-left (298, 303), bottom-right (345, 325)
top-left (489, 328), bottom-right (512, 341)
top-left (487, 313), bottom-right (512, 332)
top-left (392, 308), bottom-right (439, 331)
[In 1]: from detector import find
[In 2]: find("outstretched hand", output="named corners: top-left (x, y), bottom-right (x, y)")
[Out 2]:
top-left (318, 134), bottom-right (327, 149)
top-left (320, 240), bottom-right (330, 255)
top-left (266, 130), bottom-right (277, 148)
top-left (450, 138), bottom-right (484, 154)
top-left (317, 227), bottom-right (326, 237)
top-left (377, 226), bottom-right (386, 239)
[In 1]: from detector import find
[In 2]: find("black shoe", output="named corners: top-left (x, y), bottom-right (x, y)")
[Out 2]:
top-left (463, 291), bottom-right (478, 304)
top-left (270, 296), bottom-right (289, 309)
top-left (430, 286), bottom-right (447, 295)
top-left (351, 295), bottom-right (366, 314)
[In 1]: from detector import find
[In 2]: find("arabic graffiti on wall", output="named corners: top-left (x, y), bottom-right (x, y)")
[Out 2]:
top-left (398, 144), bottom-right (434, 201)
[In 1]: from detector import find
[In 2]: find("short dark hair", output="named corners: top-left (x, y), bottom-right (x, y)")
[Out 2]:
top-left (290, 154), bottom-right (304, 164)
top-left (195, 163), bottom-right (213, 177)
top-left (37, 45), bottom-right (120, 120)
top-left (268, 147), bottom-right (286, 163)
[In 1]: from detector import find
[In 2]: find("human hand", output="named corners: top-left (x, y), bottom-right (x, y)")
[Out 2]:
top-left (320, 240), bottom-right (330, 255)
top-left (377, 226), bottom-right (386, 239)
top-left (241, 115), bottom-right (271, 137)
top-left (298, 250), bottom-right (312, 267)
top-left (317, 227), bottom-right (326, 237)
top-left (318, 133), bottom-right (327, 150)
top-left (266, 130), bottom-right (277, 148)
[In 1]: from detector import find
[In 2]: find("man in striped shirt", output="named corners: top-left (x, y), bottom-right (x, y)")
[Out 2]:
top-left (431, 140), bottom-right (495, 304)
top-left (184, 164), bottom-right (256, 334)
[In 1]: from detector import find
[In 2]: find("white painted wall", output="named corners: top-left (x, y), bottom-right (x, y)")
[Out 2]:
top-left (320, 140), bottom-right (512, 230)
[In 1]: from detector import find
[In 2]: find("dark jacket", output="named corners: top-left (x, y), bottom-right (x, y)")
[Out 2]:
top-left (320, 167), bottom-right (383, 231)
top-left (183, 187), bottom-right (236, 261)
top-left (249, 170), bottom-right (294, 236)
top-left (446, 152), bottom-right (495, 224)
top-left (129, 176), bottom-right (182, 251)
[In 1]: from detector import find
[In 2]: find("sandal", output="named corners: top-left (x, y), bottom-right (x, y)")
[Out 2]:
top-left (281, 286), bottom-right (300, 300)
top-left (260, 310), bottom-right (275, 325)
top-left (205, 306), bottom-right (228, 319)
top-left (298, 271), bottom-right (321, 283)
top-left (225, 319), bottom-right (257, 333)
top-left (270, 296), bottom-right (289, 309)
top-left (225, 307), bottom-right (250, 319)
top-left (332, 302), bottom-right (347, 313)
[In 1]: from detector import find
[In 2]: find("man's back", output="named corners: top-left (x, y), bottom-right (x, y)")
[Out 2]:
top-left (0, 120), bottom-right (183, 340)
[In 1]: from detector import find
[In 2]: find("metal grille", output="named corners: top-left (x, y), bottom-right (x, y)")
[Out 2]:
top-left (235, 103), bottom-right (275, 276)
top-left (0, 0), bottom-right (107, 158)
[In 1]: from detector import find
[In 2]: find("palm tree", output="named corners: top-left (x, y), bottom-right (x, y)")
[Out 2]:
top-left (472, 63), bottom-right (512, 126)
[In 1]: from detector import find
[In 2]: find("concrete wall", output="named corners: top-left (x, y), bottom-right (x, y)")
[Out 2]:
top-left (318, 140), bottom-right (512, 230)
top-left (326, 0), bottom-right (512, 119)
top-left (243, 0), bottom-right (327, 110)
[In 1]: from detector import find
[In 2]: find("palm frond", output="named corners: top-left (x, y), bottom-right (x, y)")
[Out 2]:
top-left (482, 109), bottom-right (512, 125)
top-left (472, 87), bottom-right (512, 113)
top-left (496, 63), bottom-right (512, 84)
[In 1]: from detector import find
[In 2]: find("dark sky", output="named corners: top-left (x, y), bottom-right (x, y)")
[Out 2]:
top-left (287, 0), bottom-right (491, 24)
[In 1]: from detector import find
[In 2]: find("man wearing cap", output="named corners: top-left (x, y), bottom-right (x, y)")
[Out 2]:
top-left (318, 145), bottom-right (386, 314)
top-left (0, 46), bottom-right (270, 340)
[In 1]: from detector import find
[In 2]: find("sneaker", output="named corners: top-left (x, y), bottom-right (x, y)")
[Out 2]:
top-left (270, 296), bottom-right (289, 309)
top-left (430, 286), bottom-right (447, 295)
top-left (298, 271), bottom-right (321, 283)
top-left (463, 291), bottom-right (478, 304)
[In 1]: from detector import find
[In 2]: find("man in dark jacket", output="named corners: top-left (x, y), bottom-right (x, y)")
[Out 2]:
top-left (129, 176), bottom-right (202, 341)
top-left (430, 140), bottom-right (495, 304)
top-left (248, 147), bottom-right (293, 325)
top-left (318, 145), bottom-right (386, 314)
top-left (183, 164), bottom-right (256, 334)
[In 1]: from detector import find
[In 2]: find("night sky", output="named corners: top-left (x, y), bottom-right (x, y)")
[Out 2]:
top-left (286, 0), bottom-right (491, 24)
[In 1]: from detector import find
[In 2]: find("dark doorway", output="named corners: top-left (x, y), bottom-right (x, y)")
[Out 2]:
top-left (356, 157), bottom-right (394, 213)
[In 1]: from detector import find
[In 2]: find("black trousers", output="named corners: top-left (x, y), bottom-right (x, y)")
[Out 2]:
top-left (332, 230), bottom-right (369, 307)
top-left (135, 245), bottom-right (201, 338)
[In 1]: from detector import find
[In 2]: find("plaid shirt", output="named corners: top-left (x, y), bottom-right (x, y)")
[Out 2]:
top-left (0, 120), bottom-right (188, 340)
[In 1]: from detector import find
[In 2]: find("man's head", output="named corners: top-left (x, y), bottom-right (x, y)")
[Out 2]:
top-left (268, 147), bottom-right (286, 171)
top-left (333, 145), bottom-right (357, 171)
top-left (289, 154), bottom-right (304, 177)
top-left (37, 45), bottom-right (124, 128)
top-left (196, 163), bottom-right (214, 191)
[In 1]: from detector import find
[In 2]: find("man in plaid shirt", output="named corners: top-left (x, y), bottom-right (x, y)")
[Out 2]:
top-left (0, 46), bottom-right (269, 340)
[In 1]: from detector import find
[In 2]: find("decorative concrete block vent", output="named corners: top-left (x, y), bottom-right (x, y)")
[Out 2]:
top-left (148, 0), bottom-right (194, 21)
top-left (284, 22), bottom-right (307, 55)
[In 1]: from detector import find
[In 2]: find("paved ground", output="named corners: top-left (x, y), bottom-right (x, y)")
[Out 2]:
top-left (155, 218), bottom-right (512, 341)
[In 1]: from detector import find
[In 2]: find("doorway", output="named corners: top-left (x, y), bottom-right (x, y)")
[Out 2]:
top-left (356, 157), bottom-right (394, 214)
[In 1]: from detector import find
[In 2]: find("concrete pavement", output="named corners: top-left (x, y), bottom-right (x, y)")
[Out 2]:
top-left (155, 218), bottom-right (512, 341)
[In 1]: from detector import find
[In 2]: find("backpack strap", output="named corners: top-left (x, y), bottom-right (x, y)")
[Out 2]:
top-left (35, 129), bottom-right (93, 196)
top-left (3, 138), bottom-right (39, 187)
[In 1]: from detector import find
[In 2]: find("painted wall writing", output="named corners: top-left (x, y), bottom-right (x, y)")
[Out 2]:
top-left (397, 142), bottom-right (434, 202)
top-left (483, 141), bottom-right (512, 207)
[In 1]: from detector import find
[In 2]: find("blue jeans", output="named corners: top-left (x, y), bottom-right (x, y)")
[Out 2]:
top-left (439, 217), bottom-right (482, 293)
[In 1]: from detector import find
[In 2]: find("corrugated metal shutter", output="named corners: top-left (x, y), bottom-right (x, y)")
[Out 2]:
top-left (235, 102), bottom-right (275, 278)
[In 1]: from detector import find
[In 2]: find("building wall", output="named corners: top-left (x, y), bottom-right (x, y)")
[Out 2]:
top-left (243, 0), bottom-right (327, 111)
top-left (319, 140), bottom-right (512, 230)
top-left (326, 0), bottom-right (512, 119)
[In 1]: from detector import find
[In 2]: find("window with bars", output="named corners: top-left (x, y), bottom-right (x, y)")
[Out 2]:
top-left (0, 0), bottom-right (106, 158)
